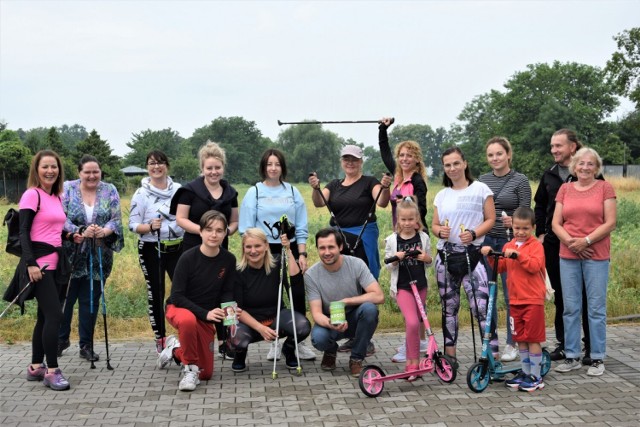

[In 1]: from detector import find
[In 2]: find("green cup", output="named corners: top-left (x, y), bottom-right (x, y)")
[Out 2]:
top-left (330, 301), bottom-right (346, 325)
top-left (221, 301), bottom-right (238, 326)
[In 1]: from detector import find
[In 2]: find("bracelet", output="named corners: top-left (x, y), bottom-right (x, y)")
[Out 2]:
top-left (469, 229), bottom-right (477, 240)
top-left (299, 251), bottom-right (308, 257)
top-left (585, 236), bottom-right (592, 246)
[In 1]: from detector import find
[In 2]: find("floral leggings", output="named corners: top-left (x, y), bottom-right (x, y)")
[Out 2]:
top-left (436, 257), bottom-right (499, 354)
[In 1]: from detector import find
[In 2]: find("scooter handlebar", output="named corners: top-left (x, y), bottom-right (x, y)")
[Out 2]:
top-left (488, 250), bottom-right (518, 259)
top-left (384, 249), bottom-right (421, 264)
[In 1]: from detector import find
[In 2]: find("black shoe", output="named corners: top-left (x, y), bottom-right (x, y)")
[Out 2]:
top-left (79, 345), bottom-right (99, 361)
top-left (549, 345), bottom-right (565, 361)
top-left (231, 351), bottom-right (247, 372)
top-left (57, 339), bottom-right (70, 357)
top-left (283, 347), bottom-right (299, 370)
top-left (219, 343), bottom-right (235, 360)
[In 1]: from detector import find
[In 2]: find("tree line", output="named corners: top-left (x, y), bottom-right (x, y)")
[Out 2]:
top-left (1, 28), bottom-right (638, 195)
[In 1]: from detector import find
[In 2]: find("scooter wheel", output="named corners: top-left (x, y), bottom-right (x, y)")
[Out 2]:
top-left (358, 365), bottom-right (385, 397)
top-left (435, 355), bottom-right (457, 383)
top-left (541, 348), bottom-right (552, 377)
top-left (467, 362), bottom-right (490, 393)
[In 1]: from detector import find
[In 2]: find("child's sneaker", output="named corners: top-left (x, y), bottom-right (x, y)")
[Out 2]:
top-left (518, 375), bottom-right (544, 392)
top-left (587, 359), bottom-right (605, 376)
top-left (391, 344), bottom-right (406, 363)
top-left (43, 368), bottom-right (70, 391)
top-left (178, 364), bottom-right (200, 392)
top-left (404, 364), bottom-right (421, 382)
top-left (26, 364), bottom-right (47, 381)
top-left (555, 358), bottom-right (581, 373)
top-left (157, 335), bottom-right (180, 369)
top-left (505, 371), bottom-right (528, 389)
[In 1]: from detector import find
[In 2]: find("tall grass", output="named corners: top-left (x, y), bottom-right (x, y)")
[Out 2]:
top-left (1, 178), bottom-right (638, 343)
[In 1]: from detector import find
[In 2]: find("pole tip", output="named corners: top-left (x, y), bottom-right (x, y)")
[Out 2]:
top-left (277, 120), bottom-right (283, 126)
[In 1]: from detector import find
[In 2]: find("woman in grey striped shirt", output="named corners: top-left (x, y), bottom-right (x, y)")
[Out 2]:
top-left (479, 137), bottom-right (532, 362)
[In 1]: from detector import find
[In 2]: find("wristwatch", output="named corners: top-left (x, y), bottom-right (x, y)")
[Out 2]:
top-left (299, 252), bottom-right (308, 257)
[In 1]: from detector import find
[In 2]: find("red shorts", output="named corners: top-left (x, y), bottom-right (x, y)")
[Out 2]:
top-left (509, 304), bottom-right (546, 344)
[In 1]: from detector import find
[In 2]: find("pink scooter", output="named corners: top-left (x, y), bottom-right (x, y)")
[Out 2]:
top-left (358, 251), bottom-right (456, 397)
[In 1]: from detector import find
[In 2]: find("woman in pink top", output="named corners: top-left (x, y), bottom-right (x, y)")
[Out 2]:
top-left (552, 147), bottom-right (617, 377)
top-left (18, 150), bottom-right (72, 390)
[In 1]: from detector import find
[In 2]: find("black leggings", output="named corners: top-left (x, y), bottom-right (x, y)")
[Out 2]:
top-left (269, 243), bottom-right (307, 316)
top-left (229, 310), bottom-right (311, 354)
top-left (137, 240), bottom-right (181, 340)
top-left (32, 270), bottom-right (62, 368)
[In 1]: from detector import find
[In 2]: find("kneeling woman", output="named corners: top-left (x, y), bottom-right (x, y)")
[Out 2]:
top-left (230, 228), bottom-right (311, 372)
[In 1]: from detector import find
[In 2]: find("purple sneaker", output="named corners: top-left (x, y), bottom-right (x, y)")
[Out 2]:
top-left (43, 368), bottom-right (70, 391)
top-left (26, 364), bottom-right (47, 381)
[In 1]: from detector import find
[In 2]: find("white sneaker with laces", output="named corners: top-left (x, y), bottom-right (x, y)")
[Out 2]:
top-left (501, 344), bottom-right (519, 362)
top-left (555, 358), bottom-right (582, 373)
top-left (587, 360), bottom-right (605, 376)
top-left (267, 341), bottom-right (282, 361)
top-left (296, 340), bottom-right (317, 360)
top-left (178, 364), bottom-right (200, 392)
top-left (157, 335), bottom-right (180, 369)
top-left (392, 343), bottom-right (407, 363)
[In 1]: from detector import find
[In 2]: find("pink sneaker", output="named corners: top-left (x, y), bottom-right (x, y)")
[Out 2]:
top-left (26, 364), bottom-right (47, 381)
top-left (43, 368), bottom-right (70, 391)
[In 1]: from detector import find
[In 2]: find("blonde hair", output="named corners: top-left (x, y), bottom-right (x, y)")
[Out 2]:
top-left (393, 140), bottom-right (427, 184)
top-left (569, 147), bottom-right (603, 177)
top-left (198, 140), bottom-right (226, 170)
top-left (237, 228), bottom-right (276, 274)
top-left (395, 196), bottom-right (425, 232)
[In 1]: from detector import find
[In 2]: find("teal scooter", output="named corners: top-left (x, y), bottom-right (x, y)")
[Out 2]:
top-left (466, 251), bottom-right (551, 393)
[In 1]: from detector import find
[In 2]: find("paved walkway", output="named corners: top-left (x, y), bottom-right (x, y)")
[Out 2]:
top-left (1, 324), bottom-right (639, 426)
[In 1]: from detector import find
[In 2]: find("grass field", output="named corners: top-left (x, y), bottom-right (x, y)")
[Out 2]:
top-left (1, 178), bottom-right (639, 344)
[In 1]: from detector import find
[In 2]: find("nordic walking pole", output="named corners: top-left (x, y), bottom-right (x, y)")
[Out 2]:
top-left (461, 224), bottom-right (482, 363)
top-left (271, 246), bottom-right (286, 380)
top-left (0, 265), bottom-right (48, 319)
top-left (284, 243), bottom-right (302, 376)
top-left (278, 118), bottom-right (395, 126)
top-left (97, 241), bottom-right (113, 370)
top-left (89, 235), bottom-right (96, 369)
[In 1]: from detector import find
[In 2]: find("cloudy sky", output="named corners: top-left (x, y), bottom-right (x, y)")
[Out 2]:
top-left (1, 0), bottom-right (638, 156)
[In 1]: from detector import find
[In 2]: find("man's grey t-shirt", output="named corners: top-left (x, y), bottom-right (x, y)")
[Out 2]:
top-left (305, 255), bottom-right (376, 316)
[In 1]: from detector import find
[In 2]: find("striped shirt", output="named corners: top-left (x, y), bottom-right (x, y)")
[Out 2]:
top-left (478, 170), bottom-right (532, 238)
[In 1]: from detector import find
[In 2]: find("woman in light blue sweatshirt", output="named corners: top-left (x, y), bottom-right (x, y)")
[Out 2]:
top-left (238, 148), bottom-right (314, 361)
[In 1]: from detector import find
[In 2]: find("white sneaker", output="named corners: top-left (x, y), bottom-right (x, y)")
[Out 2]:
top-left (296, 340), bottom-right (317, 360)
top-left (587, 360), bottom-right (605, 376)
top-left (392, 343), bottom-right (406, 363)
top-left (178, 364), bottom-right (200, 392)
top-left (157, 335), bottom-right (180, 369)
top-left (420, 339), bottom-right (428, 353)
top-left (267, 341), bottom-right (282, 361)
top-left (501, 344), bottom-right (518, 362)
top-left (555, 358), bottom-right (582, 373)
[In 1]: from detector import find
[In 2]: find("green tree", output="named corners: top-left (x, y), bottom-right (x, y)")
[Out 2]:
top-left (123, 128), bottom-right (185, 166)
top-left (171, 155), bottom-right (200, 183)
top-left (276, 123), bottom-right (343, 183)
top-left (453, 61), bottom-right (618, 178)
top-left (606, 27), bottom-right (640, 107)
top-left (189, 117), bottom-right (270, 184)
top-left (44, 127), bottom-right (67, 156)
top-left (58, 124), bottom-right (88, 155)
top-left (387, 123), bottom-right (449, 179)
top-left (0, 130), bottom-right (32, 198)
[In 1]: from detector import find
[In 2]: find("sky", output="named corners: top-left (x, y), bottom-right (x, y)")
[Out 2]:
top-left (1, 0), bottom-right (638, 156)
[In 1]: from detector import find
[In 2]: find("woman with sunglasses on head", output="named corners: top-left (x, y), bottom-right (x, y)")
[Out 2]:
top-left (431, 147), bottom-right (496, 369)
top-left (378, 117), bottom-right (430, 363)
top-left (129, 150), bottom-right (184, 354)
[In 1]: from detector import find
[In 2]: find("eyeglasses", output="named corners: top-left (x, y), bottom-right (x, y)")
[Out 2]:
top-left (147, 161), bottom-right (167, 167)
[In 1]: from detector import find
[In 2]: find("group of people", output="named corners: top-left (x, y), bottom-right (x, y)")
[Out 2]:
top-left (14, 121), bottom-right (616, 393)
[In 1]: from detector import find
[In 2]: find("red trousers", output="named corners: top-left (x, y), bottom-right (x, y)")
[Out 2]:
top-left (166, 304), bottom-right (215, 380)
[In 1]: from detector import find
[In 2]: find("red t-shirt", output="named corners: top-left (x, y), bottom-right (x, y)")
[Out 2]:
top-left (555, 180), bottom-right (616, 260)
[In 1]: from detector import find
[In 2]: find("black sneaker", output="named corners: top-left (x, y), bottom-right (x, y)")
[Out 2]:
top-left (283, 347), bottom-right (299, 370)
top-left (79, 345), bottom-right (99, 361)
top-left (57, 339), bottom-right (70, 357)
top-left (231, 351), bottom-right (247, 373)
top-left (549, 345), bottom-right (565, 361)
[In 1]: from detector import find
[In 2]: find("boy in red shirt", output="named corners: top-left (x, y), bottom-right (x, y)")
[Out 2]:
top-left (481, 207), bottom-right (546, 392)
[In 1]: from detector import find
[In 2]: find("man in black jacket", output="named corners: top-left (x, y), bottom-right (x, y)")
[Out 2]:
top-left (534, 129), bottom-right (591, 364)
